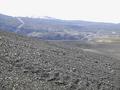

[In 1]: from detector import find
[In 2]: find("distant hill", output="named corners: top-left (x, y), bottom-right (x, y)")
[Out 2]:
top-left (0, 14), bottom-right (120, 40)
top-left (0, 14), bottom-right (21, 32)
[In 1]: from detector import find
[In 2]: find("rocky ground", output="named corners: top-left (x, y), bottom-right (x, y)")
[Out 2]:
top-left (0, 30), bottom-right (120, 90)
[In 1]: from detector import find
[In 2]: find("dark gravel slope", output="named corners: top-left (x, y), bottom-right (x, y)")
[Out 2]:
top-left (0, 30), bottom-right (120, 90)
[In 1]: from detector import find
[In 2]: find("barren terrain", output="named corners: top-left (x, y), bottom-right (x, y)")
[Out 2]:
top-left (0, 30), bottom-right (120, 90)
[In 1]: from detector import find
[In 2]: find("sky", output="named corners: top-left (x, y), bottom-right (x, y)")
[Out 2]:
top-left (0, 0), bottom-right (120, 23)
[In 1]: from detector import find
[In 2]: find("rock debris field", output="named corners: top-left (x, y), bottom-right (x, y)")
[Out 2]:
top-left (0, 30), bottom-right (120, 90)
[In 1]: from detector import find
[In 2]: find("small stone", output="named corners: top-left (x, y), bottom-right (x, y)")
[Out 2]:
top-left (72, 68), bottom-right (77, 72)
top-left (54, 72), bottom-right (60, 77)
top-left (12, 87), bottom-right (15, 90)
top-left (94, 61), bottom-right (98, 63)
top-left (110, 70), bottom-right (114, 73)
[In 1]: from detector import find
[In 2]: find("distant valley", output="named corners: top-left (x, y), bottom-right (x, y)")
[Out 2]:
top-left (0, 14), bottom-right (120, 42)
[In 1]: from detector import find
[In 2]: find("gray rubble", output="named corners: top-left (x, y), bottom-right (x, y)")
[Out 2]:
top-left (0, 30), bottom-right (120, 90)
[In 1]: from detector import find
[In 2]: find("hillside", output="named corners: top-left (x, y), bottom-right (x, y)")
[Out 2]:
top-left (0, 14), bottom-right (21, 32)
top-left (0, 30), bottom-right (120, 90)
top-left (0, 14), bottom-right (120, 41)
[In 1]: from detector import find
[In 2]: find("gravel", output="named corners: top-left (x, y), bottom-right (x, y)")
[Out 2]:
top-left (0, 30), bottom-right (120, 90)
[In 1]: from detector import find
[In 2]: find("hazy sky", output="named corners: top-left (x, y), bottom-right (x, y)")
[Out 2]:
top-left (0, 0), bottom-right (120, 23)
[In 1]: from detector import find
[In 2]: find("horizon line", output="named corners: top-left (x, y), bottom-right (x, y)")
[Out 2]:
top-left (0, 13), bottom-right (120, 24)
